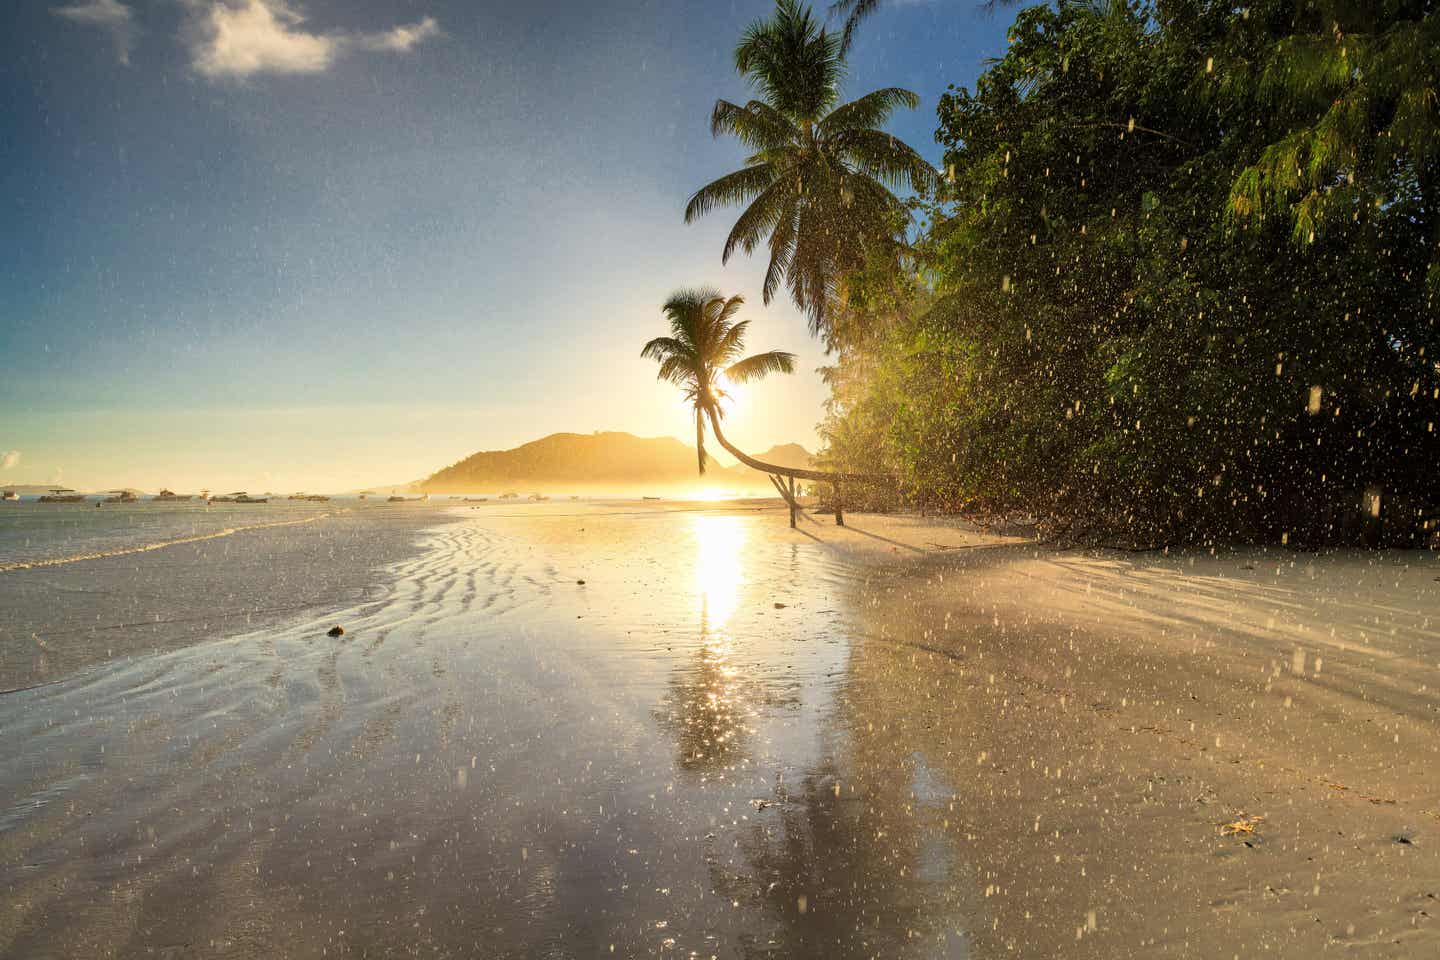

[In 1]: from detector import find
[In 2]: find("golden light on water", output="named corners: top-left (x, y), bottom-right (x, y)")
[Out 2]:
top-left (691, 513), bottom-right (746, 630)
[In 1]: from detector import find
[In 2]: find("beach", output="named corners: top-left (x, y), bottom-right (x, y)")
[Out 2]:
top-left (1, 501), bottom-right (1437, 957)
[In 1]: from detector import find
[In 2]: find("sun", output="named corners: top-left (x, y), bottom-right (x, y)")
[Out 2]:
top-left (713, 372), bottom-right (744, 408)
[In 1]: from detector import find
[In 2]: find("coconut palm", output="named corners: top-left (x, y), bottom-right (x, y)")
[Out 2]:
top-left (686, 0), bottom-right (936, 336)
top-left (641, 288), bottom-right (797, 474)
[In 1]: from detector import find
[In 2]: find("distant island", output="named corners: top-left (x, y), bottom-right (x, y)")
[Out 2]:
top-left (419, 431), bottom-right (813, 494)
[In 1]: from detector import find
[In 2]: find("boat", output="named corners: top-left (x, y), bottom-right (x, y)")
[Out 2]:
top-left (2, 491), bottom-right (18, 502)
top-left (642, 495), bottom-right (662, 501)
top-left (463, 497), bottom-right (488, 502)
top-left (358, 491), bottom-right (375, 501)
top-left (499, 492), bottom-right (519, 500)
top-left (38, 488), bottom-right (85, 503)
top-left (528, 493), bottom-right (550, 502)
top-left (287, 493), bottom-right (330, 502)
top-left (235, 493), bottom-right (268, 503)
top-left (153, 489), bottom-right (193, 502)
top-left (387, 495), bottom-right (409, 502)
top-left (101, 490), bottom-right (138, 504)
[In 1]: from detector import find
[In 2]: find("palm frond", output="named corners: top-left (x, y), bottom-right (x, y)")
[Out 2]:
top-left (640, 336), bottom-right (688, 362)
top-left (726, 350), bottom-right (798, 383)
top-left (818, 87), bottom-right (920, 134)
top-left (685, 164), bottom-right (777, 223)
top-left (763, 201), bottom-right (800, 304)
top-left (710, 99), bottom-right (797, 149)
top-left (833, 127), bottom-right (939, 193)
top-left (829, 0), bottom-right (881, 58)
top-left (713, 318), bottom-right (752, 365)
top-left (722, 177), bottom-right (793, 261)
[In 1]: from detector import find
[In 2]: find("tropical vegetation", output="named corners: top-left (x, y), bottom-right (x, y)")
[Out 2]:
top-left (685, 0), bottom-right (937, 339)
top-left (812, 0), bottom-right (1438, 546)
top-left (670, 0), bottom-right (1437, 546)
top-left (641, 288), bottom-right (798, 473)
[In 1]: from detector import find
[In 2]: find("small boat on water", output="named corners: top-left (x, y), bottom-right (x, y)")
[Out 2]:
top-left (287, 493), bottom-right (330, 502)
top-left (2, 491), bottom-right (18, 502)
top-left (499, 492), bottom-right (519, 500)
top-left (153, 489), bottom-right (193, 502)
top-left (642, 495), bottom-right (662, 501)
top-left (211, 491), bottom-right (266, 503)
top-left (528, 493), bottom-right (550, 502)
top-left (101, 490), bottom-right (138, 504)
top-left (38, 488), bottom-right (85, 503)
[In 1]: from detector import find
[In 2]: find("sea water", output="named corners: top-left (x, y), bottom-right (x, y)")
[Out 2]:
top-left (0, 498), bottom-right (350, 570)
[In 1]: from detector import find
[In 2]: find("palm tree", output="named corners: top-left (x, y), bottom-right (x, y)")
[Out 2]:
top-left (686, 0), bottom-right (936, 336)
top-left (641, 288), bottom-right (797, 475)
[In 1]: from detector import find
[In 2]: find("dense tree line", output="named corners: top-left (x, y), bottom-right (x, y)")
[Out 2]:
top-left (818, 0), bottom-right (1439, 546)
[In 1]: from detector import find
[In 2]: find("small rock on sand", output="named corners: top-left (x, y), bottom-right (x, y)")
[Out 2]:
top-left (327, 625), bottom-right (345, 637)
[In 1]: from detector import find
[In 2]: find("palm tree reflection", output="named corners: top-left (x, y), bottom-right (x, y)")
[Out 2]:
top-left (654, 514), bottom-right (756, 773)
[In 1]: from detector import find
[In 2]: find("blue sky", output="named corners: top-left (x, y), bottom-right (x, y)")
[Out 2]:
top-left (1, 0), bottom-right (1014, 491)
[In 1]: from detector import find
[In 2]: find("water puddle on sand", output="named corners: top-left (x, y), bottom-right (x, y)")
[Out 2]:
top-left (0, 508), bottom-right (973, 957)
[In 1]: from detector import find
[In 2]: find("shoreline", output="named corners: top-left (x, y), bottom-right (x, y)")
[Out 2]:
top-left (0, 504), bottom-right (464, 692)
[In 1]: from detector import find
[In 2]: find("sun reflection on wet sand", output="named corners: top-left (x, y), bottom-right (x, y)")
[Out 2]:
top-left (691, 513), bottom-right (747, 630)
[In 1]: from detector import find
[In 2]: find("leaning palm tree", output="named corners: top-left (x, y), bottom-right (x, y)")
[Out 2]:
top-left (642, 288), bottom-right (797, 474)
top-left (686, 0), bottom-right (936, 336)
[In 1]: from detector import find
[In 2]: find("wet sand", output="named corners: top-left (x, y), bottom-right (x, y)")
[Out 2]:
top-left (0, 502), bottom-right (1437, 957)
top-left (0, 504), bottom-right (460, 692)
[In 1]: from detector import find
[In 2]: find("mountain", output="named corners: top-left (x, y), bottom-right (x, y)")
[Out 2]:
top-left (419, 431), bottom-right (760, 493)
top-left (748, 443), bottom-right (814, 473)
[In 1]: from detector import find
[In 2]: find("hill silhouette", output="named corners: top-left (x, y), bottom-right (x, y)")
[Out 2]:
top-left (420, 431), bottom-right (814, 493)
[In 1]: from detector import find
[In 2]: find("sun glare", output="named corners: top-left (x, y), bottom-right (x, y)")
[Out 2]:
top-left (714, 372), bottom-right (743, 408)
top-left (690, 514), bottom-right (746, 630)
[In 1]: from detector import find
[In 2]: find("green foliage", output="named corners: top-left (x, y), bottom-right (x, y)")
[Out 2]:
top-left (688, 0), bottom-right (937, 337)
top-left (823, 0), bottom-right (1439, 546)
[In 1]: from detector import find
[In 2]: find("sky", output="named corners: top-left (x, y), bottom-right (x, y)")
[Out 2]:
top-left (1, 0), bottom-right (1015, 492)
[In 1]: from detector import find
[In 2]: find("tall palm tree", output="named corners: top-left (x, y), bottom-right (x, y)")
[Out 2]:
top-left (641, 288), bottom-right (797, 474)
top-left (686, 0), bottom-right (936, 336)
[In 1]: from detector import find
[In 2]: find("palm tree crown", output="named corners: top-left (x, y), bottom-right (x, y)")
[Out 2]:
top-left (686, 0), bottom-right (937, 336)
top-left (641, 288), bottom-right (797, 474)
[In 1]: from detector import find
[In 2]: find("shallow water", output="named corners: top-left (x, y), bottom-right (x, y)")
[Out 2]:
top-left (0, 506), bottom-right (972, 958)
top-left (0, 499), bottom-right (359, 570)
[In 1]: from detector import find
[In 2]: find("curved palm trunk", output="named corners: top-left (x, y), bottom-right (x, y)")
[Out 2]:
top-left (696, 408), bottom-right (707, 474)
top-left (704, 407), bottom-right (889, 526)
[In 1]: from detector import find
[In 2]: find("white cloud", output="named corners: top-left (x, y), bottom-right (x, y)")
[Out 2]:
top-left (1, 451), bottom-right (20, 471)
top-left (190, 1), bottom-right (440, 80)
top-left (52, 0), bottom-right (138, 65)
top-left (358, 16), bottom-right (440, 53)
top-left (192, 0), bottom-right (335, 77)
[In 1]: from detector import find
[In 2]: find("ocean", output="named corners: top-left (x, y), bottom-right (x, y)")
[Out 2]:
top-left (0, 497), bottom-right (356, 571)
